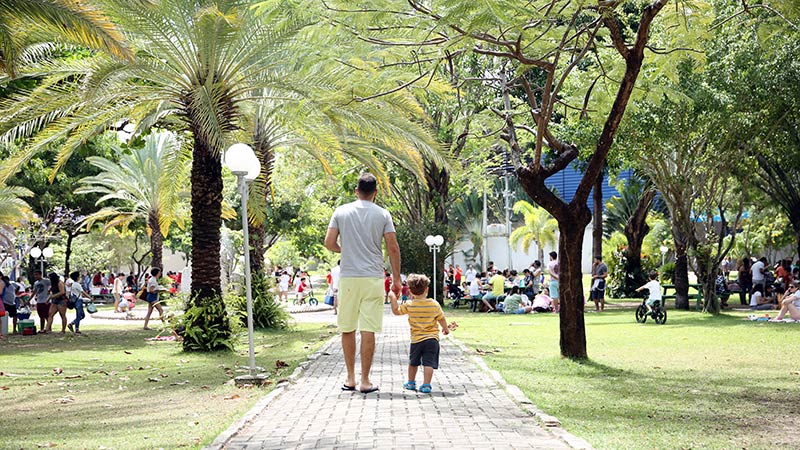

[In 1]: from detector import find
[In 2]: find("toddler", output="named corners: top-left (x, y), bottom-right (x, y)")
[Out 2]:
top-left (390, 274), bottom-right (449, 394)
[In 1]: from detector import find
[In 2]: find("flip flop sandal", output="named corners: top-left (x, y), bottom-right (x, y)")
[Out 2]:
top-left (341, 384), bottom-right (356, 391)
top-left (403, 381), bottom-right (417, 391)
top-left (420, 384), bottom-right (432, 394)
top-left (360, 385), bottom-right (379, 394)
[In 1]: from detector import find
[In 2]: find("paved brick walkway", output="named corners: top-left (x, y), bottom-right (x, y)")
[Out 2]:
top-left (213, 309), bottom-right (576, 449)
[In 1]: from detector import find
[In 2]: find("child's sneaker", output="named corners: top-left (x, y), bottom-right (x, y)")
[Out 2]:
top-left (403, 381), bottom-right (417, 391)
top-left (420, 383), bottom-right (432, 394)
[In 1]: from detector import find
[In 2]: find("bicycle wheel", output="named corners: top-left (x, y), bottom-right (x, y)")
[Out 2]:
top-left (292, 298), bottom-right (300, 305)
top-left (635, 304), bottom-right (647, 323)
top-left (654, 308), bottom-right (667, 324)
top-left (309, 297), bottom-right (318, 306)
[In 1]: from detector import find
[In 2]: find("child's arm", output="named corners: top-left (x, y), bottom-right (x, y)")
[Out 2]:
top-left (389, 291), bottom-right (401, 315)
top-left (438, 316), bottom-right (449, 335)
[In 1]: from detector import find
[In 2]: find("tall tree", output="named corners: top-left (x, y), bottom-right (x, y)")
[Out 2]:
top-left (330, 0), bottom-right (680, 357)
top-left (76, 131), bottom-right (188, 270)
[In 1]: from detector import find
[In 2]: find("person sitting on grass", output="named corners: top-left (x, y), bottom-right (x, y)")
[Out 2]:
top-left (771, 282), bottom-right (800, 321)
top-left (503, 285), bottom-right (533, 314)
top-left (390, 273), bottom-right (449, 394)
top-left (635, 272), bottom-right (662, 314)
top-left (749, 285), bottom-right (774, 311)
top-left (532, 287), bottom-right (554, 313)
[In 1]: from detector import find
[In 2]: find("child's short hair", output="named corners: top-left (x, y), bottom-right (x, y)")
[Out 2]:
top-left (406, 274), bottom-right (429, 296)
top-left (649, 271), bottom-right (658, 280)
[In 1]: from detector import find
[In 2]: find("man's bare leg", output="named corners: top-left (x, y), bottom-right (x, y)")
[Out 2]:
top-left (341, 331), bottom-right (356, 387)
top-left (359, 331), bottom-right (376, 390)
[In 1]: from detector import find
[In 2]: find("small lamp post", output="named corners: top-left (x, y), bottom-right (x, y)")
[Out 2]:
top-left (659, 245), bottom-right (669, 267)
top-left (30, 246), bottom-right (54, 274)
top-left (425, 235), bottom-right (444, 303)
top-left (224, 143), bottom-right (264, 385)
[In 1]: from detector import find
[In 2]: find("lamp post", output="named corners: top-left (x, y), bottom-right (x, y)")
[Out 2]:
top-left (29, 246), bottom-right (54, 274)
top-left (659, 245), bottom-right (669, 267)
top-left (425, 235), bottom-right (444, 303)
top-left (224, 143), bottom-right (263, 384)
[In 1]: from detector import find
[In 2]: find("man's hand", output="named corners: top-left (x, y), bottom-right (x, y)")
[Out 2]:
top-left (391, 278), bottom-right (402, 297)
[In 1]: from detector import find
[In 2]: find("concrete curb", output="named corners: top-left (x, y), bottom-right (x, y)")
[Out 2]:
top-left (446, 335), bottom-right (594, 450)
top-left (204, 336), bottom-right (339, 450)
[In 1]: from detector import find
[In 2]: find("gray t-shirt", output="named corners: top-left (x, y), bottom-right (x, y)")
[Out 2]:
top-left (34, 279), bottom-right (51, 303)
top-left (594, 262), bottom-right (608, 278)
top-left (328, 200), bottom-right (396, 278)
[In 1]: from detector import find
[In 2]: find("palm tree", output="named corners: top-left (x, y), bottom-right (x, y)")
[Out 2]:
top-left (0, 1), bottom-right (440, 349)
top-left (0, 0), bottom-right (131, 77)
top-left (449, 193), bottom-right (488, 268)
top-left (0, 184), bottom-right (33, 247)
top-left (75, 131), bottom-right (188, 270)
top-left (510, 200), bottom-right (558, 263)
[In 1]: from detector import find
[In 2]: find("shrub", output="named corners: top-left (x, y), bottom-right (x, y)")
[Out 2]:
top-left (659, 261), bottom-right (676, 284)
top-left (180, 295), bottom-right (237, 352)
top-left (228, 272), bottom-right (289, 330)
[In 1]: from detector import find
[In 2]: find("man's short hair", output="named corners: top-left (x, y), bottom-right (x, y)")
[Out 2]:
top-left (356, 173), bottom-right (377, 195)
top-left (595, 255), bottom-right (602, 261)
top-left (549, 251), bottom-right (557, 259)
top-left (406, 273), bottom-right (429, 296)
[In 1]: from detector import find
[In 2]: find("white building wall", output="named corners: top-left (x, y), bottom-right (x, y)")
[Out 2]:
top-left (450, 220), bottom-right (595, 273)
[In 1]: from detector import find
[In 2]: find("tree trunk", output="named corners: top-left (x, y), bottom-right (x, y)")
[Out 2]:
top-left (538, 244), bottom-right (545, 266)
top-left (188, 134), bottom-right (224, 304)
top-left (426, 163), bottom-right (450, 224)
top-left (673, 228), bottom-right (690, 310)
top-left (148, 211), bottom-right (163, 270)
top-left (558, 212), bottom-right (590, 359)
top-left (592, 172), bottom-right (603, 260)
top-left (249, 134), bottom-right (275, 276)
top-left (64, 233), bottom-right (74, 278)
top-left (622, 188), bottom-right (656, 295)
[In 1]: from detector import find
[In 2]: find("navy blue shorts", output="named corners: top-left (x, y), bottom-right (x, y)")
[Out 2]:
top-left (409, 338), bottom-right (440, 369)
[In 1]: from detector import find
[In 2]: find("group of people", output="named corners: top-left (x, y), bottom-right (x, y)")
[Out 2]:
top-left (442, 252), bottom-right (568, 315)
top-left (731, 256), bottom-right (800, 314)
top-left (0, 266), bottom-right (168, 339)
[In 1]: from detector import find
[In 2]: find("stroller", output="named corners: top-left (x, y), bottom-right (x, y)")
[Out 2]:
top-left (446, 280), bottom-right (465, 307)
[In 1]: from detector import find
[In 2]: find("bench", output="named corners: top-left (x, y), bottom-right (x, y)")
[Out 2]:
top-left (662, 284), bottom-right (704, 310)
top-left (452, 296), bottom-right (483, 311)
top-left (90, 287), bottom-right (115, 304)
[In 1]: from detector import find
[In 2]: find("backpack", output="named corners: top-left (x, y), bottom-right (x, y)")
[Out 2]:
top-left (138, 287), bottom-right (148, 301)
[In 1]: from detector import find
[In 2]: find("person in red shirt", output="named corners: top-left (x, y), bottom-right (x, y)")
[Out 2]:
top-left (384, 271), bottom-right (391, 304)
top-left (455, 265), bottom-right (463, 284)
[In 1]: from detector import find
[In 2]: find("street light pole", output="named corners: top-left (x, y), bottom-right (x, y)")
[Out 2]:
top-left (224, 143), bottom-right (263, 386)
top-left (425, 235), bottom-right (444, 303)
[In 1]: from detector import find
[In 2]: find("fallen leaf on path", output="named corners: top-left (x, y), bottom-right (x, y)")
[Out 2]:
top-left (188, 421), bottom-right (199, 427)
top-left (123, 351), bottom-right (132, 355)
top-left (53, 368), bottom-right (63, 375)
top-left (170, 381), bottom-right (189, 386)
top-left (52, 396), bottom-right (74, 404)
top-left (200, 385), bottom-right (210, 389)
top-left (36, 442), bottom-right (57, 448)
top-left (36, 382), bottom-right (47, 386)
top-left (118, 376), bottom-right (130, 381)
top-left (64, 375), bottom-right (81, 379)
top-left (159, 373), bottom-right (168, 378)
top-left (0, 386), bottom-right (8, 390)
top-left (124, 366), bottom-right (133, 371)
top-left (223, 394), bottom-right (240, 400)
top-left (180, 359), bottom-right (189, 363)
top-left (275, 360), bottom-right (288, 369)
top-left (791, 371), bottom-right (800, 376)
top-left (147, 377), bottom-right (160, 383)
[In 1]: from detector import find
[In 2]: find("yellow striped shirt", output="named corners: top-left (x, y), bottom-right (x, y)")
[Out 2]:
top-left (398, 298), bottom-right (444, 343)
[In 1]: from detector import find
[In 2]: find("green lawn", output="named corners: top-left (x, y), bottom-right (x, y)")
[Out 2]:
top-left (446, 307), bottom-right (800, 450)
top-left (0, 323), bottom-right (333, 449)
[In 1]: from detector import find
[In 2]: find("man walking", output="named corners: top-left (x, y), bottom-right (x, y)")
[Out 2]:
top-left (325, 173), bottom-right (401, 394)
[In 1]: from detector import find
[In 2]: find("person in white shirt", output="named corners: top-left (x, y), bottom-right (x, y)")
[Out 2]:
top-left (749, 285), bottom-right (773, 310)
top-left (635, 272), bottom-right (662, 314)
top-left (772, 282), bottom-right (800, 321)
top-left (751, 257), bottom-right (767, 291)
top-left (464, 264), bottom-right (477, 283)
top-left (278, 271), bottom-right (290, 302)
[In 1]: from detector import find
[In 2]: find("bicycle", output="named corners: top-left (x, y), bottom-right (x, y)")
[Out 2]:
top-left (293, 288), bottom-right (319, 306)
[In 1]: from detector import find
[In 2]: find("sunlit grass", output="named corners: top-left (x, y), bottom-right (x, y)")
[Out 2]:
top-left (446, 307), bottom-right (800, 450)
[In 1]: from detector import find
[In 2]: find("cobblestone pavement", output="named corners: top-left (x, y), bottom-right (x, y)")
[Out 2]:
top-left (215, 307), bottom-right (575, 449)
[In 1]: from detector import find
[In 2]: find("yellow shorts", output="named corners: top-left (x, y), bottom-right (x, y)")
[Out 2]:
top-left (337, 277), bottom-right (384, 333)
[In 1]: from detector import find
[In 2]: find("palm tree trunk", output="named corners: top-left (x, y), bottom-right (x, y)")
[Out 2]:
top-left (249, 135), bottom-right (275, 275)
top-left (188, 135), bottom-right (223, 303)
top-left (148, 210), bottom-right (163, 270)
